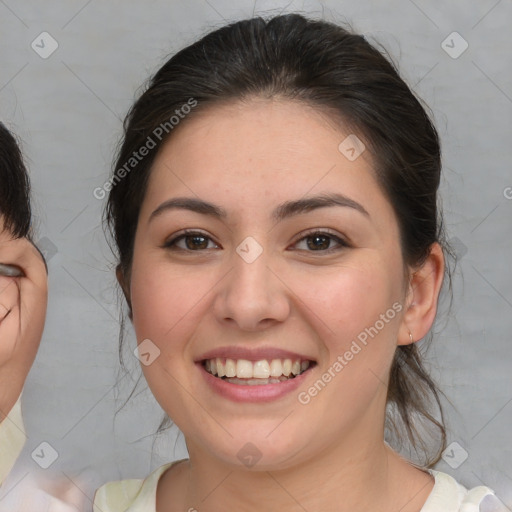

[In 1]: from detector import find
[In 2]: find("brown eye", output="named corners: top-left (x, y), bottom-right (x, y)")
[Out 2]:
top-left (292, 230), bottom-right (349, 253)
top-left (163, 230), bottom-right (219, 251)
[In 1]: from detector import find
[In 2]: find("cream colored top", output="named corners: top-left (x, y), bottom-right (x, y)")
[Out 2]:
top-left (0, 394), bottom-right (26, 486)
top-left (0, 394), bottom-right (86, 510)
top-left (94, 460), bottom-right (498, 512)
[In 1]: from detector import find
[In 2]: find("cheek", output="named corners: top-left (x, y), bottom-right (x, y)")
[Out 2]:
top-left (293, 259), bottom-right (401, 346)
top-left (129, 263), bottom-right (203, 413)
top-left (129, 259), bottom-right (210, 362)
top-left (293, 264), bottom-right (402, 415)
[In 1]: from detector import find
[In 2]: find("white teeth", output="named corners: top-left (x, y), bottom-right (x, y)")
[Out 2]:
top-left (216, 357), bottom-right (225, 377)
top-left (204, 357), bottom-right (312, 380)
top-left (225, 358), bottom-right (236, 378)
top-left (236, 359), bottom-right (253, 379)
top-left (253, 360), bottom-right (270, 379)
top-left (269, 359), bottom-right (282, 377)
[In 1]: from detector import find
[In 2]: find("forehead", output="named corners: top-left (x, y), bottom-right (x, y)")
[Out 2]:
top-left (154, 98), bottom-right (364, 171)
top-left (141, 99), bottom-right (394, 226)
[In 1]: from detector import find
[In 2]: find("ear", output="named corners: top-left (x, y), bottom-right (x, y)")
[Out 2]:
top-left (116, 264), bottom-right (133, 321)
top-left (398, 242), bottom-right (445, 346)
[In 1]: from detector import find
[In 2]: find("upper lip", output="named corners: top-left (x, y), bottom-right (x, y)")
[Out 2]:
top-left (195, 346), bottom-right (316, 363)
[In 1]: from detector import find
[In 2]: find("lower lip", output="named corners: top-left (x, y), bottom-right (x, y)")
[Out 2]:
top-left (198, 363), bottom-right (313, 403)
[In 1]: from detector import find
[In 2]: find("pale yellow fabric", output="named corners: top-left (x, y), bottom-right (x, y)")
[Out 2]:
top-left (0, 394), bottom-right (84, 510)
top-left (93, 463), bottom-right (497, 512)
top-left (0, 394), bottom-right (26, 486)
top-left (93, 461), bottom-right (178, 512)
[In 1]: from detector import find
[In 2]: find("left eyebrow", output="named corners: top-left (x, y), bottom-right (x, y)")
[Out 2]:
top-left (271, 193), bottom-right (370, 222)
top-left (148, 192), bottom-right (370, 225)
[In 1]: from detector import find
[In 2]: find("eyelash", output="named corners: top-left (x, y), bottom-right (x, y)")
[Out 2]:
top-left (162, 228), bottom-right (350, 254)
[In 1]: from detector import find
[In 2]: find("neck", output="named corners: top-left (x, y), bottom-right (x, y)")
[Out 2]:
top-left (158, 430), bottom-right (433, 512)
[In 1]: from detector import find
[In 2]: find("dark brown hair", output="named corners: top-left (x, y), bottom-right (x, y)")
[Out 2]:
top-left (0, 122), bottom-right (32, 238)
top-left (105, 13), bottom-right (454, 467)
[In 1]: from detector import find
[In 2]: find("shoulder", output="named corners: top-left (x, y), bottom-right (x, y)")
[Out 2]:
top-left (93, 461), bottom-right (183, 512)
top-left (421, 470), bottom-right (500, 512)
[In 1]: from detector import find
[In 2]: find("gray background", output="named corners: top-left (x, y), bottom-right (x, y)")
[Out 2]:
top-left (0, 0), bottom-right (511, 508)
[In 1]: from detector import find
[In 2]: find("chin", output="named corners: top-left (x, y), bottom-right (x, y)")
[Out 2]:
top-left (193, 428), bottom-right (312, 472)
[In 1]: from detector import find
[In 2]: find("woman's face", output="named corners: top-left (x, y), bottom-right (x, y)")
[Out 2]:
top-left (128, 99), bottom-right (411, 469)
top-left (0, 218), bottom-right (47, 415)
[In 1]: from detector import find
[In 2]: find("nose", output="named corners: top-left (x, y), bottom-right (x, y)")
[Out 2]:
top-left (212, 241), bottom-right (291, 331)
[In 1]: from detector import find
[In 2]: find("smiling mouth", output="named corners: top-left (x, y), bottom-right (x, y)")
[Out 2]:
top-left (202, 357), bottom-right (315, 385)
